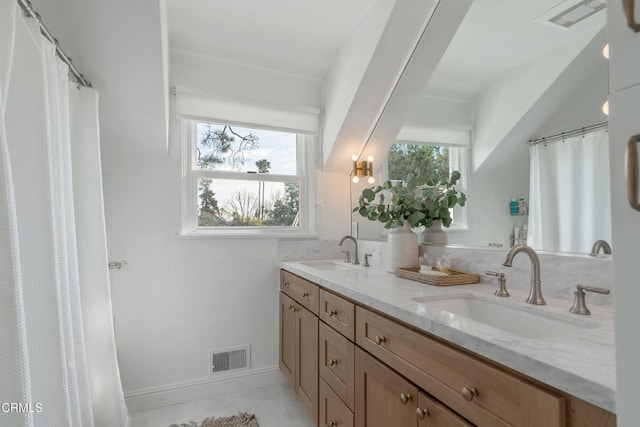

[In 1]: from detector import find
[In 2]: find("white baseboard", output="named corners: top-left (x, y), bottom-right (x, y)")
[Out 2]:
top-left (125, 365), bottom-right (284, 413)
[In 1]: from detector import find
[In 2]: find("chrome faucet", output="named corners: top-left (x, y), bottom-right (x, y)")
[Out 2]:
top-left (502, 244), bottom-right (546, 305)
top-left (590, 240), bottom-right (612, 255)
top-left (339, 235), bottom-right (360, 265)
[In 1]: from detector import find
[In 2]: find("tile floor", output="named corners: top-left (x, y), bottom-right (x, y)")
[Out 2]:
top-left (131, 382), bottom-right (316, 427)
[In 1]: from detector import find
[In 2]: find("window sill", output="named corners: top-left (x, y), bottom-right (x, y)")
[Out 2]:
top-left (176, 230), bottom-right (319, 240)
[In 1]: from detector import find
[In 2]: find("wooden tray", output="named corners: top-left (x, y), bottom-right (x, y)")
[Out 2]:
top-left (395, 267), bottom-right (480, 286)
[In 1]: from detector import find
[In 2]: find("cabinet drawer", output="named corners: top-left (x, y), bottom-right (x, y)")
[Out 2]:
top-left (356, 306), bottom-right (564, 427)
top-left (320, 321), bottom-right (355, 410)
top-left (281, 270), bottom-right (319, 315)
top-left (320, 379), bottom-right (354, 427)
top-left (320, 289), bottom-right (355, 340)
top-left (418, 391), bottom-right (472, 427)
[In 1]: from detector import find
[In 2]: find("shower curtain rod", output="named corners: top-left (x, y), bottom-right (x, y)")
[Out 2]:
top-left (527, 121), bottom-right (608, 146)
top-left (17, 0), bottom-right (92, 87)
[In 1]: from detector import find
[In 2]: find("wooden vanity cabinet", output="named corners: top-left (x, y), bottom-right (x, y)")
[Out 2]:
top-left (279, 271), bottom-right (319, 424)
top-left (279, 269), bottom-right (616, 427)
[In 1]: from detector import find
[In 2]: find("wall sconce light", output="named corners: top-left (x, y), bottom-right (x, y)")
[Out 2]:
top-left (602, 99), bottom-right (609, 116)
top-left (602, 43), bottom-right (609, 59)
top-left (351, 154), bottom-right (375, 184)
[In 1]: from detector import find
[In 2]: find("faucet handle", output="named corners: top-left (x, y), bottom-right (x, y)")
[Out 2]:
top-left (363, 253), bottom-right (373, 267)
top-left (341, 250), bottom-right (351, 264)
top-left (485, 271), bottom-right (503, 278)
top-left (570, 285), bottom-right (611, 315)
top-left (485, 271), bottom-right (509, 297)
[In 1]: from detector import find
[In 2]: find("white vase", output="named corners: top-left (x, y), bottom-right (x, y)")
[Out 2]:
top-left (387, 221), bottom-right (419, 272)
top-left (422, 219), bottom-right (448, 246)
top-left (420, 220), bottom-right (447, 259)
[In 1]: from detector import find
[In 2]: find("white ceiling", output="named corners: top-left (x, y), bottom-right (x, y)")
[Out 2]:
top-left (423, 0), bottom-right (607, 100)
top-left (167, 0), bottom-right (607, 102)
top-left (166, 0), bottom-right (377, 81)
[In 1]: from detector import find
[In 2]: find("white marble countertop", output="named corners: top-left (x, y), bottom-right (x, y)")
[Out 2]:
top-left (279, 259), bottom-right (616, 413)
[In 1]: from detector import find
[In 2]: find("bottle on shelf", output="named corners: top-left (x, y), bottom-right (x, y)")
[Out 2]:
top-left (510, 198), bottom-right (518, 215)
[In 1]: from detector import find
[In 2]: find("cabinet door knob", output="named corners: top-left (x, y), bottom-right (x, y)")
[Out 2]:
top-left (328, 359), bottom-right (338, 366)
top-left (374, 335), bottom-right (386, 345)
top-left (329, 421), bottom-right (337, 427)
top-left (283, 281), bottom-right (290, 287)
top-left (461, 387), bottom-right (478, 402)
top-left (302, 292), bottom-right (309, 298)
top-left (416, 407), bottom-right (429, 420)
top-left (329, 309), bottom-right (338, 317)
top-left (400, 392), bottom-right (412, 404)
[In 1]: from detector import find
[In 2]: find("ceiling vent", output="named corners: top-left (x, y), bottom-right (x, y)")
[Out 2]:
top-left (536, 0), bottom-right (607, 29)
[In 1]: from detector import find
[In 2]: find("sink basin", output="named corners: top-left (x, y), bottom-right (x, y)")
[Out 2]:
top-left (412, 295), bottom-right (599, 339)
top-left (298, 260), bottom-right (355, 271)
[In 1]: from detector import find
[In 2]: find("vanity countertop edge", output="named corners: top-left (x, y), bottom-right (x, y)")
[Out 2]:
top-left (279, 260), bottom-right (616, 414)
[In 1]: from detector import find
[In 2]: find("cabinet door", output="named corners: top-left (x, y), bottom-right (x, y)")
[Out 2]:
top-left (608, 0), bottom-right (640, 92)
top-left (297, 304), bottom-right (319, 424)
top-left (609, 84), bottom-right (640, 426)
top-left (320, 379), bottom-right (354, 427)
top-left (279, 292), bottom-right (296, 388)
top-left (417, 392), bottom-right (472, 427)
top-left (355, 348), bottom-right (418, 427)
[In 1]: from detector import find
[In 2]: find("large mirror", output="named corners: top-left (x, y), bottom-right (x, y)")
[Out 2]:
top-left (351, 0), bottom-right (611, 255)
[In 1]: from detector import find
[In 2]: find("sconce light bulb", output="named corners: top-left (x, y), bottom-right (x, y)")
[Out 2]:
top-left (352, 176), bottom-right (359, 184)
top-left (367, 155), bottom-right (374, 162)
top-left (367, 176), bottom-right (375, 184)
top-left (351, 154), bottom-right (358, 161)
top-left (602, 100), bottom-right (609, 116)
top-left (602, 43), bottom-right (609, 59)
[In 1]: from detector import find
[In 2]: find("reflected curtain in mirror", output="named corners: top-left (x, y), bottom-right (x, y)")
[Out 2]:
top-left (528, 130), bottom-right (611, 253)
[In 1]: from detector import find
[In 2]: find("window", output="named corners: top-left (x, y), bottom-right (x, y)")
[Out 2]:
top-left (386, 142), bottom-right (468, 229)
top-left (181, 120), bottom-right (315, 236)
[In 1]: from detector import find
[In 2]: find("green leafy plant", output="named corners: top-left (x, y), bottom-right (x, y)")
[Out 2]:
top-left (353, 169), bottom-right (466, 229)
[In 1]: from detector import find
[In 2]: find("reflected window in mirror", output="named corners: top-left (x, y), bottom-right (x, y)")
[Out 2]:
top-left (385, 142), bottom-right (468, 230)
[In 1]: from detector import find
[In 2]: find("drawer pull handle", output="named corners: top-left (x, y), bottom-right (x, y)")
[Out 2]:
top-left (626, 134), bottom-right (640, 211)
top-left (461, 387), bottom-right (478, 402)
top-left (329, 309), bottom-right (338, 317)
top-left (400, 393), bottom-right (412, 404)
top-left (329, 421), bottom-right (337, 427)
top-left (416, 408), bottom-right (429, 420)
top-left (623, 0), bottom-right (640, 32)
top-left (328, 359), bottom-right (338, 366)
top-left (302, 292), bottom-right (309, 298)
top-left (374, 335), bottom-right (386, 345)
top-left (288, 305), bottom-right (298, 313)
top-left (283, 281), bottom-right (290, 287)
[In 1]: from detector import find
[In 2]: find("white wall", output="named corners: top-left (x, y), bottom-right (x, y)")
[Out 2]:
top-left (472, 26), bottom-right (603, 173)
top-left (321, 0), bottom-right (397, 169)
top-left (450, 28), bottom-right (608, 250)
top-left (32, 0), bottom-right (350, 411)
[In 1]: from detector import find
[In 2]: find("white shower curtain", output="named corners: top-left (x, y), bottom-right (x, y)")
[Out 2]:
top-left (0, 1), bottom-right (129, 426)
top-left (528, 129), bottom-right (612, 253)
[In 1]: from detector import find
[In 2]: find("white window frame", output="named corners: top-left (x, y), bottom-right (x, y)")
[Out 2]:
top-left (180, 120), bottom-right (316, 238)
